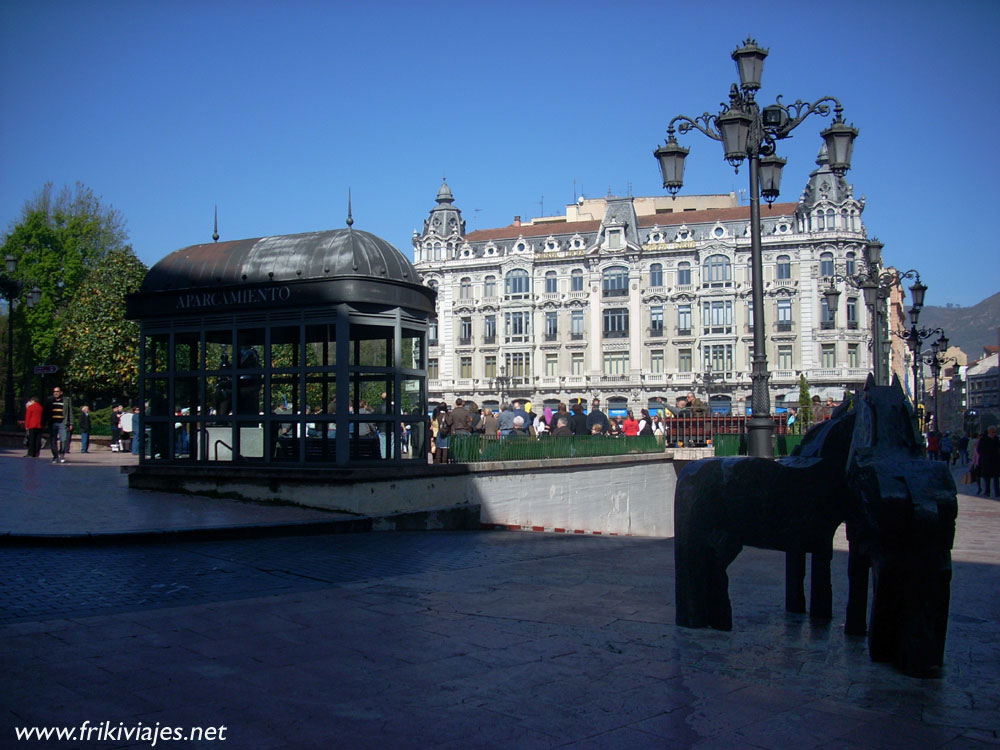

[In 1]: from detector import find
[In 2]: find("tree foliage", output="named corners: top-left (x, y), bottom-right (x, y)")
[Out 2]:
top-left (797, 373), bottom-right (813, 433)
top-left (57, 248), bottom-right (147, 401)
top-left (1, 183), bottom-right (132, 400)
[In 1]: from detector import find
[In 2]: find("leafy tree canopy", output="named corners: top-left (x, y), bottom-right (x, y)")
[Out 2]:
top-left (2, 183), bottom-right (132, 398)
top-left (57, 248), bottom-right (147, 402)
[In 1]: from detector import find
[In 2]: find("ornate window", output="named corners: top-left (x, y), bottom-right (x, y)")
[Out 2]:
top-left (504, 311), bottom-right (530, 342)
top-left (649, 263), bottom-right (663, 287)
top-left (544, 311), bottom-right (558, 340)
top-left (703, 254), bottom-right (732, 285)
top-left (571, 310), bottom-right (584, 339)
top-left (459, 277), bottom-right (472, 299)
top-left (571, 268), bottom-right (584, 291)
top-left (820, 252), bottom-right (834, 278)
top-left (650, 306), bottom-right (664, 336)
top-left (545, 271), bottom-right (557, 294)
top-left (484, 315), bottom-right (496, 344)
top-left (602, 266), bottom-right (629, 297)
top-left (845, 252), bottom-right (856, 276)
top-left (677, 304), bottom-right (692, 336)
top-left (603, 308), bottom-right (629, 338)
top-left (776, 255), bottom-right (791, 280)
top-left (777, 299), bottom-right (793, 331)
top-left (505, 269), bottom-right (530, 296)
top-left (677, 262), bottom-right (692, 286)
top-left (484, 275), bottom-right (497, 297)
top-left (484, 355), bottom-right (496, 379)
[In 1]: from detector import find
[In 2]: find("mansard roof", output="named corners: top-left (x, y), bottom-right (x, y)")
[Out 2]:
top-left (463, 202), bottom-right (798, 242)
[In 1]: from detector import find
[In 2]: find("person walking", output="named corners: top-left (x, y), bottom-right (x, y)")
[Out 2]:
top-left (586, 399), bottom-right (610, 435)
top-left (977, 426), bottom-right (1000, 498)
top-left (622, 410), bottom-right (639, 437)
top-left (44, 386), bottom-right (72, 463)
top-left (24, 396), bottom-right (43, 458)
top-left (130, 406), bottom-right (141, 455)
top-left (78, 404), bottom-right (92, 453)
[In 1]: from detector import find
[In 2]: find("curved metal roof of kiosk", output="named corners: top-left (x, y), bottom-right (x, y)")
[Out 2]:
top-left (143, 227), bottom-right (419, 291)
top-left (132, 226), bottom-right (435, 318)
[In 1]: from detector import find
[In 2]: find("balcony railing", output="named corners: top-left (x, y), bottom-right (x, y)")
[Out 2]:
top-left (482, 335), bottom-right (496, 345)
top-left (458, 337), bottom-right (472, 346)
top-left (570, 332), bottom-right (585, 340)
top-left (602, 288), bottom-right (628, 298)
top-left (820, 321), bottom-right (835, 330)
top-left (603, 329), bottom-right (629, 339)
top-left (544, 332), bottom-right (558, 341)
top-left (775, 321), bottom-right (794, 332)
top-left (648, 326), bottom-right (665, 338)
top-left (677, 328), bottom-right (692, 337)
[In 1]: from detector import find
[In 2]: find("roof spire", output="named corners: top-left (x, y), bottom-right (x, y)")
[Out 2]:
top-left (346, 189), bottom-right (354, 228)
top-left (212, 205), bottom-right (219, 242)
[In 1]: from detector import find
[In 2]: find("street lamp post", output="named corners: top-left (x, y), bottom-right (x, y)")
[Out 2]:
top-left (494, 365), bottom-right (511, 407)
top-left (823, 240), bottom-right (921, 386)
top-left (1, 254), bottom-right (42, 428)
top-left (654, 38), bottom-right (858, 459)
top-left (924, 333), bottom-right (956, 434)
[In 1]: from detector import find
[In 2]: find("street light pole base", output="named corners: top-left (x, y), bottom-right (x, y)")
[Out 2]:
top-left (747, 415), bottom-right (774, 459)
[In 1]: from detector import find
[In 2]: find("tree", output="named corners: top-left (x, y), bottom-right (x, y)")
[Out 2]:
top-left (797, 373), bottom-right (814, 434)
top-left (1, 183), bottom-right (130, 398)
top-left (56, 248), bottom-right (147, 402)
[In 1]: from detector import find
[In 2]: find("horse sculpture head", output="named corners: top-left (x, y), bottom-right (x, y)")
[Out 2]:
top-left (846, 374), bottom-right (923, 471)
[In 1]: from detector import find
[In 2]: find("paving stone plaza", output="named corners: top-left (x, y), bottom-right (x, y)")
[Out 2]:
top-left (1, 447), bottom-right (998, 748)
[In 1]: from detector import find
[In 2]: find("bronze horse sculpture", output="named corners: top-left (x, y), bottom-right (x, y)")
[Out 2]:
top-left (673, 377), bottom-right (956, 676)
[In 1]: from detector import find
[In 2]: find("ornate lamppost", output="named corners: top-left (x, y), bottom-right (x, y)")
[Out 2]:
top-left (654, 37), bottom-right (858, 458)
top-left (900, 278), bottom-right (944, 415)
top-left (925, 332), bottom-right (956, 434)
top-left (1, 255), bottom-right (42, 428)
top-left (493, 364), bottom-right (512, 407)
top-left (823, 239), bottom-right (921, 386)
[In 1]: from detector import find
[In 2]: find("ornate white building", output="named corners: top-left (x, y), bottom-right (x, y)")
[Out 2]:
top-left (414, 149), bottom-right (880, 415)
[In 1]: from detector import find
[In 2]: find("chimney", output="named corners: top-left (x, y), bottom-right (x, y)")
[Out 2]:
top-left (513, 216), bottom-right (521, 227)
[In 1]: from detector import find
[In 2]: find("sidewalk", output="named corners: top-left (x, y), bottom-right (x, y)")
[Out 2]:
top-left (0, 447), bottom-right (361, 540)
top-left (2, 451), bottom-right (998, 748)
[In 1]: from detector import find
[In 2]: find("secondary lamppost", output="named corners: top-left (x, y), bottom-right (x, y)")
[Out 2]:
top-left (654, 37), bottom-right (858, 458)
top-left (925, 333), bottom-right (956, 434)
top-left (493, 364), bottom-right (512, 407)
top-left (1, 254), bottom-right (42, 428)
top-left (823, 239), bottom-right (921, 386)
top-left (900, 279), bottom-right (945, 416)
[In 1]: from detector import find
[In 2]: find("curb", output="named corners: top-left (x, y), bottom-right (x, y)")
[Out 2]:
top-left (0, 504), bottom-right (482, 547)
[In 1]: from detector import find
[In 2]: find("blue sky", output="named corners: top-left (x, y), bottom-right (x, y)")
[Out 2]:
top-left (1, 0), bottom-right (997, 307)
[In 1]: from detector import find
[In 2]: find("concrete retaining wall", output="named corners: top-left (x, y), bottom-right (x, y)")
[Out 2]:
top-left (128, 452), bottom-right (685, 538)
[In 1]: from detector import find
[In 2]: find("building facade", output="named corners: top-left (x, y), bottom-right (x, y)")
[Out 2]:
top-left (414, 150), bottom-right (888, 415)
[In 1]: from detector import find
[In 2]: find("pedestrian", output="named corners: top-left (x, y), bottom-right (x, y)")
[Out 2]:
top-left (24, 396), bottom-right (44, 458)
top-left (787, 407), bottom-right (798, 434)
top-left (570, 400), bottom-right (588, 435)
top-left (638, 409), bottom-right (654, 437)
top-left (926, 431), bottom-right (940, 461)
top-left (110, 404), bottom-right (123, 452)
top-left (586, 399), bottom-right (610, 435)
top-left (480, 408), bottom-right (500, 439)
top-left (622, 410), bottom-right (639, 437)
top-left (940, 433), bottom-right (953, 465)
top-left (497, 402), bottom-right (516, 438)
top-left (44, 386), bottom-right (72, 463)
top-left (432, 403), bottom-right (450, 464)
top-left (958, 434), bottom-right (970, 465)
top-left (131, 406), bottom-right (141, 455)
top-left (551, 414), bottom-right (574, 437)
top-left (977, 426), bottom-right (1000, 498)
top-left (78, 404), bottom-right (92, 453)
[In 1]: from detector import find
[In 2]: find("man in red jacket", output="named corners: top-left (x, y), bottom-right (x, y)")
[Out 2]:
top-left (24, 396), bottom-right (43, 458)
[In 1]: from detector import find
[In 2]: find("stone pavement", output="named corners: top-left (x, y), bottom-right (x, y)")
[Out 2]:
top-left (0, 447), bottom-right (356, 539)
top-left (1, 449), bottom-right (998, 749)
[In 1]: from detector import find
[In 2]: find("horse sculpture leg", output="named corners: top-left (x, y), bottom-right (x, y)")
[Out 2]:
top-left (845, 546), bottom-right (871, 636)
top-left (809, 549), bottom-right (833, 620)
top-left (785, 552), bottom-right (807, 614)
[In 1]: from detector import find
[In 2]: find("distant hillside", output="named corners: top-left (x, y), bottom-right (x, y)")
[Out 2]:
top-left (911, 291), bottom-right (1000, 361)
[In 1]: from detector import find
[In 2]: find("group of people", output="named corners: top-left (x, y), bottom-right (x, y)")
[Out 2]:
top-left (428, 394), bottom-right (711, 464)
top-left (22, 386), bottom-right (139, 461)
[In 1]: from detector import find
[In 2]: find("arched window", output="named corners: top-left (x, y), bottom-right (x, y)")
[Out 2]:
top-left (649, 263), bottom-right (663, 287)
top-left (826, 209), bottom-right (836, 230)
top-left (544, 271), bottom-right (557, 294)
top-left (571, 268), bottom-right (584, 291)
top-left (704, 254), bottom-right (732, 283)
top-left (677, 261), bottom-right (692, 286)
top-left (484, 275), bottom-right (496, 297)
top-left (820, 252), bottom-right (834, 277)
top-left (845, 252), bottom-right (856, 276)
top-left (459, 277), bottom-right (471, 299)
top-left (602, 266), bottom-right (629, 297)
top-left (505, 268), bottom-right (530, 296)
top-left (816, 211), bottom-right (825, 231)
top-left (776, 255), bottom-right (791, 280)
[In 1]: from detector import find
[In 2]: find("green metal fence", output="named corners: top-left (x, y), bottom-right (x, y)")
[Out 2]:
top-left (712, 433), bottom-right (805, 457)
top-left (448, 434), bottom-right (666, 463)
